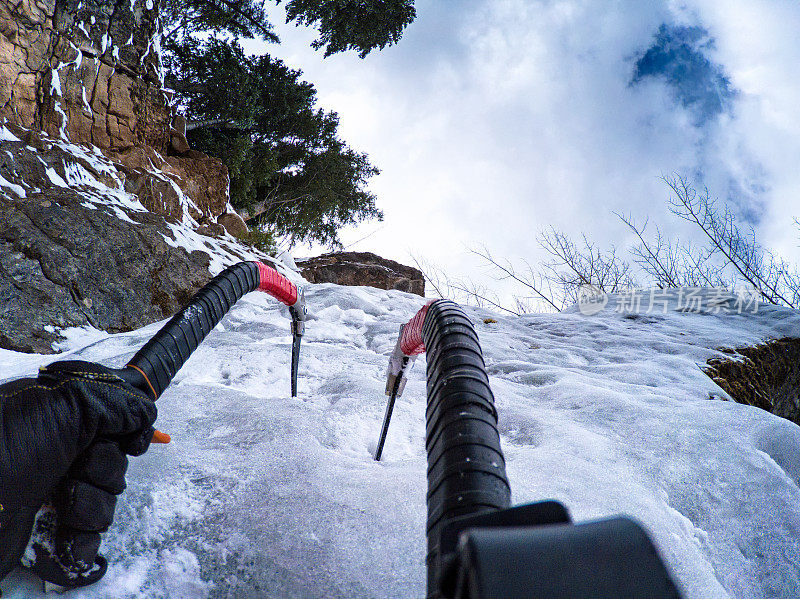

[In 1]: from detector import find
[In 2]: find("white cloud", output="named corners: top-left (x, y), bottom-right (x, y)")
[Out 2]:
top-left (250, 0), bottom-right (800, 300)
top-left (685, 0), bottom-right (800, 257)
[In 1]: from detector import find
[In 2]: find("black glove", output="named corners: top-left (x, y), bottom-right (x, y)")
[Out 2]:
top-left (0, 360), bottom-right (157, 588)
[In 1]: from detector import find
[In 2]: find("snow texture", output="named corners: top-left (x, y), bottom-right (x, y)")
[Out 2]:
top-left (1, 285), bottom-right (799, 598)
top-left (0, 172), bottom-right (26, 197)
top-left (0, 126), bottom-right (20, 142)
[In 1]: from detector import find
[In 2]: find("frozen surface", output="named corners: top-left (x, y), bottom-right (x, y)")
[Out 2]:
top-left (2, 285), bottom-right (800, 598)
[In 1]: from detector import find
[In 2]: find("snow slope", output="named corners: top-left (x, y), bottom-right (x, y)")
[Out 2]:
top-left (2, 284), bottom-right (800, 598)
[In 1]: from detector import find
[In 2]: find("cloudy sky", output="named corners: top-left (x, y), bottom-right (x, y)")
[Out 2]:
top-left (250, 1), bottom-right (800, 303)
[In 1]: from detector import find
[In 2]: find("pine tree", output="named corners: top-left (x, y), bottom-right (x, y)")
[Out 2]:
top-left (162, 1), bottom-right (416, 247)
top-left (281, 0), bottom-right (416, 58)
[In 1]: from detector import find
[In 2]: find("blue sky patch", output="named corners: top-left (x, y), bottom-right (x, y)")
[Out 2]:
top-left (632, 24), bottom-right (736, 125)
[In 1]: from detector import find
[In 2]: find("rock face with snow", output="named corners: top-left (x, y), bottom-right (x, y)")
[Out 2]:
top-left (0, 0), bottom-right (235, 223)
top-left (704, 337), bottom-right (800, 425)
top-left (0, 0), bottom-right (258, 352)
top-left (0, 128), bottom-right (213, 352)
top-left (0, 124), bottom-right (270, 353)
top-left (298, 251), bottom-right (425, 296)
top-left (1, 0), bottom-right (166, 150)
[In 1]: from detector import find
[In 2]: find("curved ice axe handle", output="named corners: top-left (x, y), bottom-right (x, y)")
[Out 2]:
top-left (116, 261), bottom-right (303, 404)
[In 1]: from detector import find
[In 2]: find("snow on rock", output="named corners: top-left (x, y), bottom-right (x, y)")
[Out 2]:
top-left (6, 127), bottom-right (272, 275)
top-left (2, 286), bottom-right (799, 598)
top-left (0, 125), bottom-right (279, 353)
top-left (44, 166), bottom-right (68, 187)
top-left (0, 125), bottom-right (20, 141)
top-left (0, 172), bottom-right (26, 197)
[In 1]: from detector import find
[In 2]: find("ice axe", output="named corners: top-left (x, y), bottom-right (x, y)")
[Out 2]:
top-left (374, 302), bottom-right (431, 461)
top-left (289, 288), bottom-right (306, 398)
top-left (373, 299), bottom-right (684, 598)
top-left (119, 261), bottom-right (307, 443)
top-left (27, 261), bottom-right (307, 593)
top-left (374, 325), bottom-right (410, 461)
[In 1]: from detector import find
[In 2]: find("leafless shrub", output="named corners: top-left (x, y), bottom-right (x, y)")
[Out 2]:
top-left (615, 212), bottom-right (731, 289)
top-left (535, 230), bottom-right (638, 308)
top-left (410, 255), bottom-right (460, 300)
top-left (664, 175), bottom-right (800, 307)
top-left (469, 175), bottom-right (800, 313)
top-left (411, 254), bottom-right (532, 315)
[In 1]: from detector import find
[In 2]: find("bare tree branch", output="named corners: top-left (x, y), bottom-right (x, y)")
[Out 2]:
top-left (410, 255), bottom-right (449, 299)
top-left (412, 177), bottom-right (799, 317)
top-left (664, 174), bottom-right (796, 307)
top-left (468, 245), bottom-right (561, 311)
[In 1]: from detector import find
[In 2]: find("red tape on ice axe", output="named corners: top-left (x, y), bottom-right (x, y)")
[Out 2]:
top-left (255, 261), bottom-right (299, 306)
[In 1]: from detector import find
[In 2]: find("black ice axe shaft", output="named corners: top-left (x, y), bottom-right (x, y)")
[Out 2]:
top-left (374, 322), bottom-right (415, 461)
top-left (374, 355), bottom-right (409, 461)
top-left (118, 261), bottom-right (306, 404)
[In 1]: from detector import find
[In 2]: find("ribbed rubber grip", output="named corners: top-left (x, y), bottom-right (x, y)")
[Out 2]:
top-left (121, 262), bottom-right (260, 399)
top-left (422, 300), bottom-right (510, 597)
top-left (120, 261), bottom-right (296, 400)
top-left (256, 261), bottom-right (298, 306)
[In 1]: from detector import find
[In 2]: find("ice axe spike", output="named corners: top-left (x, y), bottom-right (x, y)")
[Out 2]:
top-left (289, 288), bottom-right (306, 398)
top-left (374, 324), bottom-right (412, 461)
top-left (374, 356), bottom-right (409, 461)
top-left (291, 333), bottom-right (301, 397)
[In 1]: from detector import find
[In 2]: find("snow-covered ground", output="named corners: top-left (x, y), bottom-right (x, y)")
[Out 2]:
top-left (2, 284), bottom-right (800, 598)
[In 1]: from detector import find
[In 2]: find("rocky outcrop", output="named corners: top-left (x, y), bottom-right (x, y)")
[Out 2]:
top-left (297, 251), bottom-right (424, 296)
top-left (0, 0), bottom-right (235, 225)
top-left (110, 145), bottom-right (231, 224)
top-left (0, 127), bottom-right (215, 353)
top-left (218, 211), bottom-right (249, 238)
top-left (0, 0), bottom-right (261, 353)
top-left (1, 0), bottom-right (166, 149)
top-left (704, 338), bottom-right (800, 425)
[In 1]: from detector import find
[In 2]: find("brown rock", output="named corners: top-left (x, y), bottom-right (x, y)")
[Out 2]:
top-left (1, 0), bottom-right (234, 225)
top-left (170, 127), bottom-right (190, 154)
top-left (164, 152), bottom-right (230, 220)
top-left (298, 251), bottom-right (425, 296)
top-left (10, 73), bottom-right (37, 125)
top-left (703, 337), bottom-right (800, 425)
top-left (196, 222), bottom-right (226, 238)
top-left (1, 0), bottom-right (171, 152)
top-left (173, 113), bottom-right (187, 136)
top-left (170, 113), bottom-right (190, 154)
top-left (124, 169), bottom-right (185, 223)
top-left (218, 211), bottom-right (249, 238)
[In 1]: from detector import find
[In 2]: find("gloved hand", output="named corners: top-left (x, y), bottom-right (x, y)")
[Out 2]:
top-left (0, 360), bottom-right (157, 589)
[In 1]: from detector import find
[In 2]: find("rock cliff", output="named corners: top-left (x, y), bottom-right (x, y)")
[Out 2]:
top-left (704, 337), bottom-right (800, 425)
top-left (0, 127), bottom-right (217, 352)
top-left (0, 0), bottom-right (241, 226)
top-left (0, 0), bottom-right (259, 353)
top-left (2, 0), bottom-right (167, 151)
